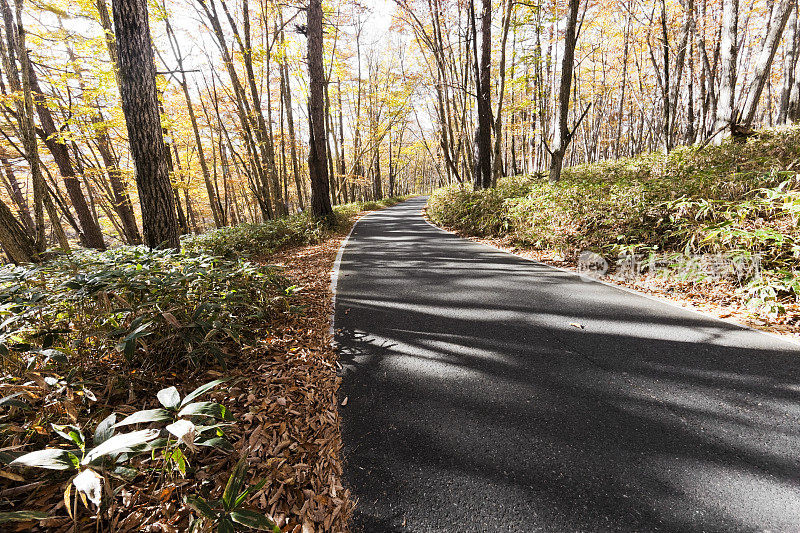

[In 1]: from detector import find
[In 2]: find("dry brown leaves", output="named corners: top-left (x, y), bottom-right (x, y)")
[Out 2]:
top-left (0, 230), bottom-right (354, 532)
top-left (226, 235), bottom-right (353, 532)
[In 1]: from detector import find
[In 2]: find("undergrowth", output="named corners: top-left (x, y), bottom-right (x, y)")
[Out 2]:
top-left (183, 196), bottom-right (409, 259)
top-left (427, 127), bottom-right (800, 316)
top-left (0, 196), bottom-right (408, 530)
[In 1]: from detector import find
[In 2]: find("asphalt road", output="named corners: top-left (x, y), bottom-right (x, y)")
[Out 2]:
top-left (335, 196), bottom-right (800, 533)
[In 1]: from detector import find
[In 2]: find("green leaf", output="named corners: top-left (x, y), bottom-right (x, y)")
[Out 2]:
top-left (180, 378), bottom-right (230, 408)
top-left (217, 518), bottom-right (236, 533)
top-left (115, 408), bottom-right (172, 427)
top-left (94, 414), bottom-right (116, 446)
top-left (222, 457), bottom-right (248, 511)
top-left (196, 437), bottom-right (233, 451)
top-left (157, 386), bottom-right (181, 409)
top-left (111, 465), bottom-right (138, 479)
top-left (10, 449), bottom-right (79, 470)
top-left (229, 509), bottom-right (280, 532)
top-left (52, 424), bottom-right (85, 450)
top-left (178, 401), bottom-right (231, 420)
top-left (0, 392), bottom-right (29, 410)
top-left (0, 510), bottom-right (49, 523)
top-left (185, 494), bottom-right (217, 519)
top-left (171, 447), bottom-right (187, 476)
top-left (233, 478), bottom-right (267, 509)
top-left (82, 429), bottom-right (159, 465)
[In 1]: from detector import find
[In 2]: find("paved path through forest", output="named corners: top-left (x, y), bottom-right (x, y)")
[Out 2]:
top-left (335, 196), bottom-right (800, 532)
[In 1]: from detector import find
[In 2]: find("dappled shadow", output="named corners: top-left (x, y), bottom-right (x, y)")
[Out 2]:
top-left (336, 197), bottom-right (800, 532)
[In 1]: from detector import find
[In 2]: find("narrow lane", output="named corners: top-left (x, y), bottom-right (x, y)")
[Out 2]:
top-left (335, 197), bottom-right (800, 532)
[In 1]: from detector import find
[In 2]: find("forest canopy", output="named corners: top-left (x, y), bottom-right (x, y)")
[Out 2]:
top-left (0, 0), bottom-right (794, 259)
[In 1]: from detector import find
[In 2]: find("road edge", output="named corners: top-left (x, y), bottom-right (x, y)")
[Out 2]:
top-left (330, 199), bottom-right (418, 341)
top-left (419, 203), bottom-right (800, 349)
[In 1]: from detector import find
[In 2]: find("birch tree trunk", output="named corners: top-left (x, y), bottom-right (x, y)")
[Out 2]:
top-left (739, 0), bottom-right (795, 130)
top-left (712, 0), bottom-right (739, 144)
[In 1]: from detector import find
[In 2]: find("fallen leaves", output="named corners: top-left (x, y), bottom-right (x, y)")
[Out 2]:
top-left (0, 232), bottom-right (354, 532)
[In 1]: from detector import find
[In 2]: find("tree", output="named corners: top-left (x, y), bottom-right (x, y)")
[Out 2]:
top-left (548, 0), bottom-right (584, 182)
top-left (0, 196), bottom-right (37, 263)
top-left (472, 0), bottom-right (492, 189)
top-left (111, 0), bottom-right (179, 249)
top-left (306, 0), bottom-right (333, 219)
top-left (738, 0), bottom-right (795, 131)
top-left (712, 0), bottom-right (739, 144)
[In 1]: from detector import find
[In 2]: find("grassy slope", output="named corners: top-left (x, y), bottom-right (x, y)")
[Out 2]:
top-left (428, 128), bottom-right (800, 318)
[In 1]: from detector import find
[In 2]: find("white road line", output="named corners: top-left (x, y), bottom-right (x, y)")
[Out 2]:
top-left (329, 209), bottom-right (382, 341)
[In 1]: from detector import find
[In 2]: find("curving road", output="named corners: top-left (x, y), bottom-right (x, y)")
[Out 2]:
top-left (335, 196), bottom-right (800, 532)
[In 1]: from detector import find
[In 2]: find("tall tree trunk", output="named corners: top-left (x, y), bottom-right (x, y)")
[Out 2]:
top-left (1, 158), bottom-right (33, 232)
top-left (195, 0), bottom-right (272, 220)
top-left (779, 5), bottom-right (798, 123)
top-left (615, 12), bottom-right (631, 158)
top-left (472, 0), bottom-right (492, 189)
top-left (10, 0), bottom-right (67, 252)
top-left (324, 80), bottom-right (338, 205)
top-left (660, 0), bottom-right (672, 152)
top-left (373, 145), bottom-right (382, 200)
top-left (739, 0), bottom-right (795, 130)
top-left (492, 0), bottom-right (514, 184)
top-left (91, 112), bottom-right (141, 244)
top-left (712, 0), bottom-right (739, 144)
top-left (337, 79), bottom-right (348, 203)
top-left (278, 11), bottom-right (304, 210)
top-left (163, 5), bottom-right (222, 228)
top-left (307, 0), bottom-right (333, 219)
top-left (112, 0), bottom-right (179, 249)
top-left (27, 56), bottom-right (105, 249)
top-left (0, 197), bottom-right (37, 263)
top-left (549, 0), bottom-right (580, 182)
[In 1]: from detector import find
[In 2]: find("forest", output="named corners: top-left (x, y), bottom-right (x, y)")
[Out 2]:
top-left (0, 0), bottom-right (796, 255)
top-left (0, 0), bottom-right (799, 531)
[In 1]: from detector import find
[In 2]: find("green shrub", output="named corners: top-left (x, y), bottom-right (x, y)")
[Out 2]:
top-left (427, 127), bottom-right (800, 312)
top-left (182, 214), bottom-right (325, 259)
top-left (0, 195), bottom-right (410, 373)
top-left (0, 247), bottom-right (286, 372)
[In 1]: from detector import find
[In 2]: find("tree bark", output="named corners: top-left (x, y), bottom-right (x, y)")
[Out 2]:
top-left (163, 5), bottom-right (223, 228)
top-left (739, 0), bottom-right (795, 129)
top-left (549, 0), bottom-right (580, 182)
top-left (712, 0), bottom-right (739, 144)
top-left (0, 196), bottom-right (36, 263)
top-left (27, 49), bottom-right (105, 250)
top-left (472, 0), bottom-right (492, 189)
top-left (278, 9), bottom-right (304, 210)
top-left (779, 5), bottom-right (798, 123)
top-left (10, 0), bottom-right (66, 252)
top-left (112, 0), bottom-right (179, 249)
top-left (1, 158), bottom-right (33, 232)
top-left (492, 0), bottom-right (514, 183)
top-left (307, 0), bottom-right (333, 219)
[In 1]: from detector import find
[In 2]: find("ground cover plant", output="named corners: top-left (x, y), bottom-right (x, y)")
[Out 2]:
top-left (0, 198), bottom-right (406, 531)
top-left (427, 127), bottom-right (800, 322)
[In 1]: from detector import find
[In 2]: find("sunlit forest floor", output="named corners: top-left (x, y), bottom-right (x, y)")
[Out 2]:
top-left (428, 127), bottom-right (800, 341)
top-left (0, 198), bottom-right (407, 531)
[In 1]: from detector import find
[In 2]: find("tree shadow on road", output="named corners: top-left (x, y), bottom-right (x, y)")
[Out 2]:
top-left (335, 197), bottom-right (800, 533)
